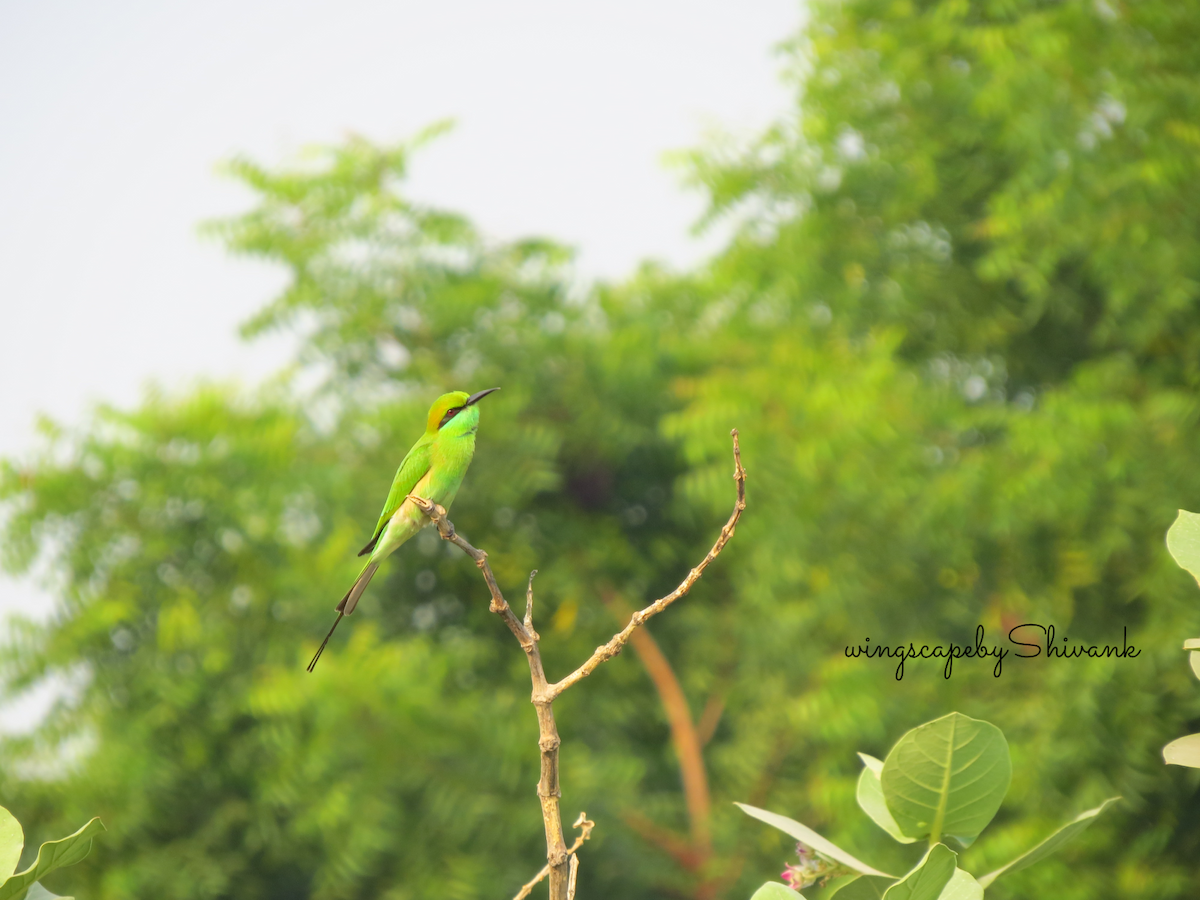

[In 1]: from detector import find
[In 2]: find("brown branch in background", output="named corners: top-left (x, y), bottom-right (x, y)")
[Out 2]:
top-left (601, 592), bottom-right (712, 853)
top-left (599, 594), bottom-right (730, 896)
top-left (696, 691), bottom-right (726, 748)
top-left (608, 617), bottom-right (737, 900)
top-left (622, 810), bottom-right (707, 870)
top-left (409, 430), bottom-right (746, 900)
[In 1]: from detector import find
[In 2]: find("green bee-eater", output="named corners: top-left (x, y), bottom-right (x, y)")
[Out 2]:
top-left (307, 387), bottom-right (500, 671)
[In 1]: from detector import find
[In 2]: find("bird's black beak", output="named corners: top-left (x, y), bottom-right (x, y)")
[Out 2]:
top-left (466, 387), bottom-right (501, 406)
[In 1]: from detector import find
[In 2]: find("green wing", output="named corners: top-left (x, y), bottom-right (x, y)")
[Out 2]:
top-left (357, 436), bottom-right (433, 557)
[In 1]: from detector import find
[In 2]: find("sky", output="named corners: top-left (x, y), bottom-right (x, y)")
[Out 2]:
top-left (0, 0), bottom-right (799, 729)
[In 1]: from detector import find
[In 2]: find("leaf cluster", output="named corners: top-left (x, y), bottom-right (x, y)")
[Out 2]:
top-left (744, 713), bottom-right (1118, 899)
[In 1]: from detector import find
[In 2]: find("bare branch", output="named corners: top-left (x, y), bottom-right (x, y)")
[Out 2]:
top-left (513, 813), bottom-right (595, 900)
top-left (548, 429), bottom-right (746, 699)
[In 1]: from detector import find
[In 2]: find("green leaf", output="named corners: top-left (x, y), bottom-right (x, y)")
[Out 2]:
top-left (822, 874), bottom-right (894, 898)
top-left (24, 884), bottom-right (72, 900)
top-left (977, 797), bottom-right (1120, 887)
top-left (856, 754), bottom-right (916, 844)
top-left (0, 806), bottom-right (23, 880)
top-left (1166, 510), bottom-right (1200, 586)
top-left (1163, 734), bottom-right (1200, 768)
top-left (935, 869), bottom-right (982, 900)
top-left (0, 819), bottom-right (105, 900)
top-left (736, 803), bottom-right (896, 878)
top-left (751, 883), bottom-right (803, 900)
top-left (882, 844), bottom-right (956, 900)
top-left (881, 713), bottom-right (1011, 845)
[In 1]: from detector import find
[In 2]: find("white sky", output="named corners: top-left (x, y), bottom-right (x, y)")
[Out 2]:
top-left (0, 0), bottom-right (798, 729)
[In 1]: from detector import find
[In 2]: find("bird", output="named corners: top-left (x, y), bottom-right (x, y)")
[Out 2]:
top-left (307, 387), bottom-right (500, 671)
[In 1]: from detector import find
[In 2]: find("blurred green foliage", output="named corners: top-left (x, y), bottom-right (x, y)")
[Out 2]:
top-left (4, 0), bottom-right (1200, 897)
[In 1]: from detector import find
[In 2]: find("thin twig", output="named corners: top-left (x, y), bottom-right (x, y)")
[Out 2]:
top-left (512, 813), bottom-right (595, 900)
top-left (525, 570), bottom-right (539, 636)
top-left (566, 854), bottom-right (580, 900)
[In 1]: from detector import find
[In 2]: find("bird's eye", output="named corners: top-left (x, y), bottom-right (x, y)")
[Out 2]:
top-left (439, 406), bottom-right (464, 429)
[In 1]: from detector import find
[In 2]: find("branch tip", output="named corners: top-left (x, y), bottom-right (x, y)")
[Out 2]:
top-left (525, 570), bottom-right (538, 630)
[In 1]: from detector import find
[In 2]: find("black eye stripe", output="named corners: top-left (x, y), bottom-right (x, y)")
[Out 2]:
top-left (438, 406), bottom-right (464, 429)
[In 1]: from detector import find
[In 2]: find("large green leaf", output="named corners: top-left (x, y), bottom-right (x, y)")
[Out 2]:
top-left (1163, 734), bottom-right (1200, 768)
top-left (751, 883), bottom-right (803, 900)
top-left (977, 797), bottom-right (1120, 887)
top-left (736, 803), bottom-right (896, 878)
top-left (881, 713), bottom-right (1010, 845)
top-left (881, 844), bottom-right (956, 900)
top-left (935, 869), bottom-right (982, 900)
top-left (856, 754), bottom-right (916, 844)
top-left (1166, 510), bottom-right (1200, 586)
top-left (0, 807), bottom-right (22, 880)
top-left (0, 819), bottom-right (104, 900)
top-left (823, 874), bottom-right (894, 899)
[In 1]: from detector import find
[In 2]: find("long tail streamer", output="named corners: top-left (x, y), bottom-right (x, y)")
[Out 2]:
top-left (307, 612), bottom-right (344, 673)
